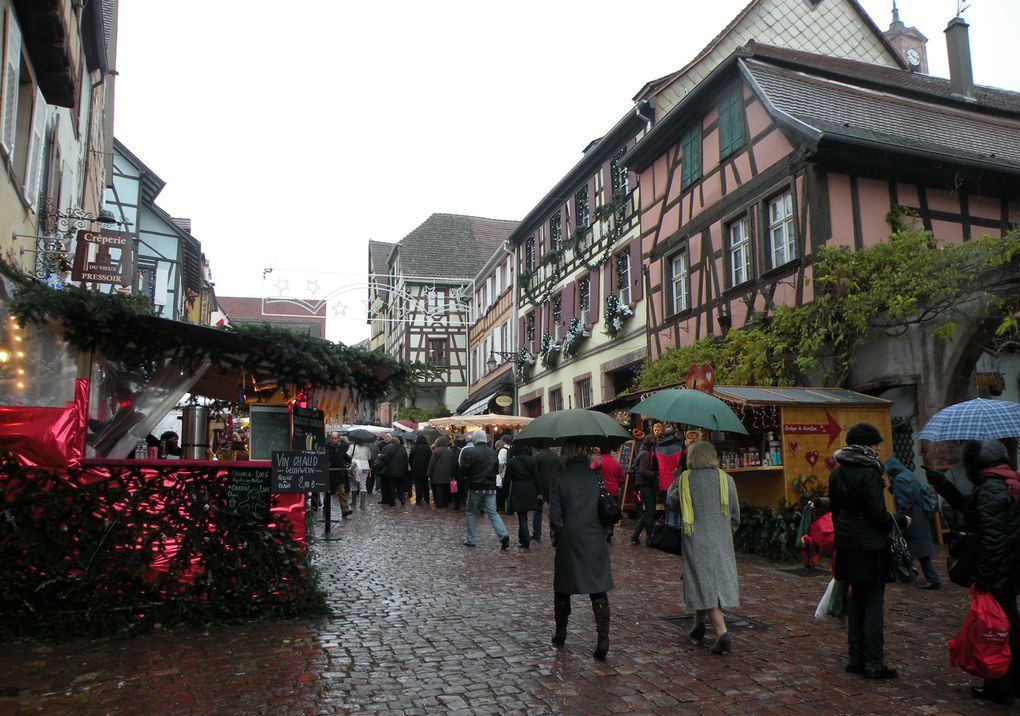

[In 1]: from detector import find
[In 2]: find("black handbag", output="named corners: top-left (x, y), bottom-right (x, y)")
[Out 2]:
top-left (647, 518), bottom-right (683, 555)
top-left (947, 531), bottom-right (979, 587)
top-left (597, 475), bottom-right (621, 527)
top-left (888, 521), bottom-right (919, 583)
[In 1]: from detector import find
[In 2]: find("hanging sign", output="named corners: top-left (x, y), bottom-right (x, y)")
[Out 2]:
top-left (71, 230), bottom-right (134, 284)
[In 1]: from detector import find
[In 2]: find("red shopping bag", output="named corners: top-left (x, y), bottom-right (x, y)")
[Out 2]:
top-left (949, 586), bottom-right (1012, 680)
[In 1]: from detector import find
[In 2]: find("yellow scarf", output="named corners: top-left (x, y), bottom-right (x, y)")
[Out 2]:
top-left (679, 468), bottom-right (729, 536)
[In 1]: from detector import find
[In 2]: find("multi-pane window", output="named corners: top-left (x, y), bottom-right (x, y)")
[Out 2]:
top-left (670, 251), bottom-right (689, 315)
top-left (728, 217), bottom-right (752, 287)
top-left (575, 186), bottom-right (590, 229)
top-left (576, 378), bottom-right (593, 409)
top-left (550, 212), bottom-right (562, 252)
top-left (611, 147), bottom-right (628, 196)
top-left (549, 388), bottom-right (563, 413)
top-left (578, 276), bottom-right (590, 324)
top-left (525, 235), bottom-right (536, 271)
top-left (768, 191), bottom-right (796, 267)
top-left (552, 294), bottom-right (562, 340)
top-left (681, 123), bottom-right (702, 189)
top-left (428, 338), bottom-right (447, 366)
top-left (718, 87), bottom-right (744, 158)
top-left (426, 288), bottom-right (445, 316)
top-left (526, 312), bottom-right (536, 347)
top-left (615, 252), bottom-right (632, 305)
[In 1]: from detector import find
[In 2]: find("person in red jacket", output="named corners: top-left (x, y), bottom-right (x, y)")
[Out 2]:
top-left (591, 448), bottom-right (625, 543)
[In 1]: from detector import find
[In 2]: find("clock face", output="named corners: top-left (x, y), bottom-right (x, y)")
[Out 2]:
top-left (906, 48), bottom-right (920, 66)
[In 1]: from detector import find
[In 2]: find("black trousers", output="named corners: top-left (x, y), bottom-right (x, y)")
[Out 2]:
top-left (847, 581), bottom-right (886, 670)
top-left (516, 512), bottom-right (532, 547)
top-left (380, 474), bottom-right (399, 505)
top-left (414, 477), bottom-right (430, 504)
top-left (985, 590), bottom-right (1020, 700)
top-left (631, 484), bottom-right (659, 539)
top-left (433, 483), bottom-right (451, 508)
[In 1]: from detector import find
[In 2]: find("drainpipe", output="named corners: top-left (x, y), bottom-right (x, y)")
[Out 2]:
top-left (501, 238), bottom-right (519, 414)
top-left (945, 16), bottom-right (975, 101)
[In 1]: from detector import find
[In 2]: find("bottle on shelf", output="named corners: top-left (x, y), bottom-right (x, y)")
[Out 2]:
top-left (134, 440), bottom-right (147, 460)
top-left (768, 432), bottom-right (782, 466)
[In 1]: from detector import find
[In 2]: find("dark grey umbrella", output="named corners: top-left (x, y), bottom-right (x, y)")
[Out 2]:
top-left (346, 429), bottom-right (378, 444)
top-left (513, 409), bottom-right (631, 449)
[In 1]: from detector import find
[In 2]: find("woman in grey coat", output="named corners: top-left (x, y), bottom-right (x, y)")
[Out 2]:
top-left (549, 439), bottom-right (614, 660)
top-left (667, 440), bottom-right (740, 655)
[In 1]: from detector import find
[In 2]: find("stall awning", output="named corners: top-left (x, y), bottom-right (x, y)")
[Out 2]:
top-left (455, 372), bottom-right (514, 416)
top-left (592, 383), bottom-right (890, 413)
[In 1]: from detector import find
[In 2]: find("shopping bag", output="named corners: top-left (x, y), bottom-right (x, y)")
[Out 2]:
top-left (450, 479), bottom-right (458, 494)
top-left (647, 518), bottom-right (682, 555)
top-left (949, 586), bottom-right (1012, 680)
top-left (814, 578), bottom-right (847, 623)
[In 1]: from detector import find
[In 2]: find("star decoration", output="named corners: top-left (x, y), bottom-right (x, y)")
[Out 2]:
top-left (274, 279), bottom-right (290, 294)
top-left (332, 302), bottom-right (347, 317)
top-left (306, 280), bottom-right (320, 295)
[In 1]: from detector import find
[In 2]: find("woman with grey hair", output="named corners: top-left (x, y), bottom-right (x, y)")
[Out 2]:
top-left (549, 439), bottom-right (614, 660)
top-left (667, 440), bottom-right (740, 654)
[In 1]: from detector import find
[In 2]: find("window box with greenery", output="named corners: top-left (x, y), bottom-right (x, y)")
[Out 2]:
top-left (560, 316), bottom-right (590, 358)
top-left (604, 294), bottom-right (634, 339)
top-left (539, 332), bottom-right (561, 369)
top-left (514, 347), bottom-right (536, 381)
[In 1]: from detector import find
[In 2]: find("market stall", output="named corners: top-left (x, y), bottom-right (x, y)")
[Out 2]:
top-left (597, 384), bottom-right (892, 509)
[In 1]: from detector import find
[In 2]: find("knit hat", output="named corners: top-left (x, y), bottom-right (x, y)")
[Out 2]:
top-left (846, 422), bottom-right (883, 446)
top-left (470, 430), bottom-right (488, 445)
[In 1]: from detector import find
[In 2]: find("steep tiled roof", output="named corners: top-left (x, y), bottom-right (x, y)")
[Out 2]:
top-left (394, 214), bottom-right (518, 280)
top-left (745, 41), bottom-right (1020, 115)
top-left (368, 240), bottom-right (395, 275)
top-left (744, 55), bottom-right (1020, 171)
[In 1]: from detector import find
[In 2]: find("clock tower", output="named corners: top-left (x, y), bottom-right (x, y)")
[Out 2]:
top-left (882, 1), bottom-right (929, 73)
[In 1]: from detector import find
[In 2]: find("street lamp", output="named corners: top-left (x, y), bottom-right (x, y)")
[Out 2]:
top-left (486, 350), bottom-right (517, 375)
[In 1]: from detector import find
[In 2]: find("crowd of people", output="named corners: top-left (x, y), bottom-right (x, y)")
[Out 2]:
top-left (316, 421), bottom-right (1020, 704)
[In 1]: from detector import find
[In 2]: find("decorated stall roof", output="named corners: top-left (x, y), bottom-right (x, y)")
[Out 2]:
top-left (712, 387), bottom-right (890, 406)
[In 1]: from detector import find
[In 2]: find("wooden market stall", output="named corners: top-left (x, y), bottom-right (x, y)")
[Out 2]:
top-left (597, 385), bottom-right (892, 510)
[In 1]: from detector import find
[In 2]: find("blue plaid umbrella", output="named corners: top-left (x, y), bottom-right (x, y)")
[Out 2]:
top-left (917, 398), bottom-right (1020, 441)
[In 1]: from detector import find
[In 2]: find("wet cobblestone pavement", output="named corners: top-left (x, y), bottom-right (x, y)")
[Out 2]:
top-left (0, 497), bottom-right (1000, 714)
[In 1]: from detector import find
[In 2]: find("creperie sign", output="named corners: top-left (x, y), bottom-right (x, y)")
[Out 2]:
top-left (72, 229), bottom-right (134, 284)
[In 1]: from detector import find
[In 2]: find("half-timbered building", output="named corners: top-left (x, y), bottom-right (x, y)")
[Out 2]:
top-left (372, 213), bottom-right (517, 415)
top-left (624, 24), bottom-right (1020, 432)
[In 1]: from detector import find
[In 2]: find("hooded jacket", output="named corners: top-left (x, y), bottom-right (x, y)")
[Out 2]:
top-left (828, 445), bottom-right (903, 552)
top-left (884, 456), bottom-right (934, 559)
top-left (958, 440), bottom-right (1020, 592)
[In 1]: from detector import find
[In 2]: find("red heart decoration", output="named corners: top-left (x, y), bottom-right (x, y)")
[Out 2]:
top-left (806, 450), bottom-right (819, 467)
top-left (789, 441), bottom-right (799, 456)
top-left (825, 456), bottom-right (837, 471)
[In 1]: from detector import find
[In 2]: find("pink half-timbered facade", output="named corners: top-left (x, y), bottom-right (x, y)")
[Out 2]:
top-left (625, 35), bottom-right (1020, 421)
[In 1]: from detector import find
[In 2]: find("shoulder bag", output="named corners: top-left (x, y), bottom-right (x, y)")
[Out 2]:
top-left (597, 473), bottom-right (622, 527)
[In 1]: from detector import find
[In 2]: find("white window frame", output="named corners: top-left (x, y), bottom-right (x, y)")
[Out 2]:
top-left (728, 217), bottom-right (752, 287)
top-left (23, 87), bottom-right (47, 208)
top-left (670, 251), bottom-right (689, 315)
top-left (552, 294), bottom-right (562, 341)
top-left (578, 276), bottom-right (590, 326)
top-left (768, 191), bottom-right (796, 268)
top-left (1, 9), bottom-right (22, 158)
top-left (616, 252), bottom-right (632, 306)
top-left (576, 378), bottom-right (593, 409)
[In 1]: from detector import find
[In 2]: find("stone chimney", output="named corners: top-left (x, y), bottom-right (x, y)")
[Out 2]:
top-left (945, 16), bottom-right (974, 100)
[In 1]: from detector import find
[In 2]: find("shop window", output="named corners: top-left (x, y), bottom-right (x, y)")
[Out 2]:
top-left (718, 86), bottom-right (744, 159)
top-left (768, 191), bottom-right (796, 268)
top-left (681, 122), bottom-right (702, 189)
top-left (669, 251), bottom-right (689, 315)
top-left (615, 252), bottom-right (631, 306)
top-left (576, 377), bottom-right (593, 409)
top-left (428, 338), bottom-right (448, 366)
top-left (727, 216), bottom-right (752, 287)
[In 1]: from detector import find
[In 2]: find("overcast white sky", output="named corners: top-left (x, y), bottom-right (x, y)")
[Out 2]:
top-left (113, 0), bottom-right (1020, 345)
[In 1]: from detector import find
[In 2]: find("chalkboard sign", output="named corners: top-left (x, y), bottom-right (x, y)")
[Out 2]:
top-left (271, 450), bottom-right (329, 493)
top-left (617, 440), bottom-right (636, 475)
top-left (250, 406), bottom-right (291, 461)
top-left (616, 440), bottom-right (637, 513)
top-left (292, 406), bottom-right (324, 451)
top-left (226, 467), bottom-right (271, 520)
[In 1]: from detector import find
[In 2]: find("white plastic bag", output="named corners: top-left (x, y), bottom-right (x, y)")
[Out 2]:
top-left (814, 578), bottom-right (844, 624)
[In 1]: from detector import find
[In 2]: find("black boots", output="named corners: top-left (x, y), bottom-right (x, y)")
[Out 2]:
top-left (592, 597), bottom-right (610, 660)
top-left (552, 594), bottom-right (571, 646)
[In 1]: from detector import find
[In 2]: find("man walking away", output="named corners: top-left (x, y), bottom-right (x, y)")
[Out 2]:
top-left (326, 431), bottom-right (353, 517)
top-left (376, 434), bottom-right (409, 506)
top-left (534, 447), bottom-right (561, 543)
top-left (459, 430), bottom-right (510, 549)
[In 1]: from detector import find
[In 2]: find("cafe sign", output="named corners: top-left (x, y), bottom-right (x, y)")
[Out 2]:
top-left (71, 229), bottom-right (133, 284)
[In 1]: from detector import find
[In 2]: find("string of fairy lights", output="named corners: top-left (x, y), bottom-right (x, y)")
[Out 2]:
top-left (0, 316), bottom-right (28, 391)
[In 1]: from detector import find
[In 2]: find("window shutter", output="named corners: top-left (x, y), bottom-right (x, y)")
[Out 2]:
top-left (24, 88), bottom-right (47, 208)
top-left (602, 162), bottom-right (613, 204)
top-left (1, 9), bottom-right (22, 158)
top-left (589, 269), bottom-right (600, 323)
top-left (631, 240), bottom-right (644, 302)
top-left (519, 317), bottom-right (526, 350)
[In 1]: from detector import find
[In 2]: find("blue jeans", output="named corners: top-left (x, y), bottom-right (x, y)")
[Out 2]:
top-left (465, 490), bottom-right (508, 545)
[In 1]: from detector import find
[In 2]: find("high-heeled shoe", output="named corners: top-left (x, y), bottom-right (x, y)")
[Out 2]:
top-left (709, 632), bottom-right (731, 654)
top-left (689, 622), bottom-right (706, 643)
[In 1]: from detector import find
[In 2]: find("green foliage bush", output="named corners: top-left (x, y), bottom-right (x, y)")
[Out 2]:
top-left (734, 501), bottom-right (804, 562)
top-left (0, 454), bottom-right (326, 639)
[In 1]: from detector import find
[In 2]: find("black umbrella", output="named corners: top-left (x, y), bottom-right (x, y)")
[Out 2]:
top-left (513, 409), bottom-right (631, 449)
top-left (346, 429), bottom-right (378, 444)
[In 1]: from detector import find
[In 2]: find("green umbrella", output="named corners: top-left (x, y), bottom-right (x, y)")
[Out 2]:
top-left (513, 409), bottom-right (632, 449)
top-left (630, 389), bottom-right (748, 435)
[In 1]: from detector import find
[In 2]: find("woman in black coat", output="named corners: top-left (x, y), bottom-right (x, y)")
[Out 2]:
top-left (927, 439), bottom-right (1020, 705)
top-left (549, 439), bottom-right (614, 660)
top-left (408, 434), bottom-right (432, 505)
top-left (826, 423), bottom-right (908, 680)
top-left (505, 442), bottom-right (541, 549)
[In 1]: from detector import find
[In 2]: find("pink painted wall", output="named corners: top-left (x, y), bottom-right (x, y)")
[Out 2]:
top-left (926, 188), bottom-right (960, 214)
top-left (858, 178), bottom-right (893, 248)
top-left (828, 175), bottom-right (855, 248)
top-left (931, 219), bottom-right (965, 244)
top-left (745, 100), bottom-right (771, 139)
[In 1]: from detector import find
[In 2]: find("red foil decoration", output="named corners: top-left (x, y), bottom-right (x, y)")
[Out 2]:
top-left (0, 378), bottom-right (88, 470)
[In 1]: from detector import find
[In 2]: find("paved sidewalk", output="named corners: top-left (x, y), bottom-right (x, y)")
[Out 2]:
top-left (0, 497), bottom-right (996, 714)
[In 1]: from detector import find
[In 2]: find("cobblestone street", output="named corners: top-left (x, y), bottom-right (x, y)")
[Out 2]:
top-left (0, 497), bottom-right (996, 714)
